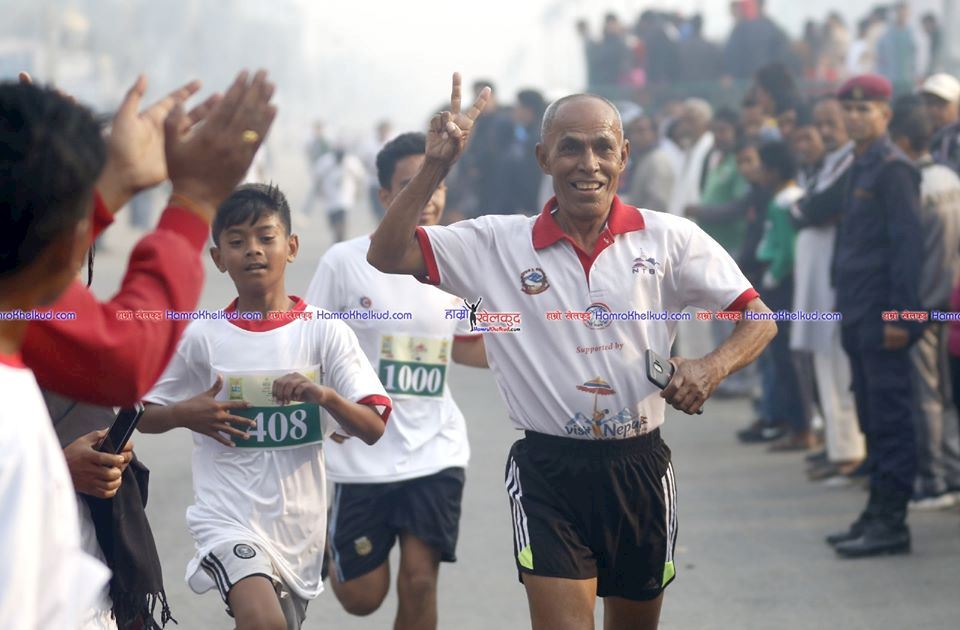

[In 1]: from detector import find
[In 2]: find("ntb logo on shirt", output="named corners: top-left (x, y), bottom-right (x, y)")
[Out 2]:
top-left (632, 251), bottom-right (662, 276)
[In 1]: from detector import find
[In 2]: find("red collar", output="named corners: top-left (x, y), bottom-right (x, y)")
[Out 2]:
top-left (224, 295), bottom-right (308, 332)
top-left (531, 195), bottom-right (644, 250)
top-left (530, 196), bottom-right (644, 283)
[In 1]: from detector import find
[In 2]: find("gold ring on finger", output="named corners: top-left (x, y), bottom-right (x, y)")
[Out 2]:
top-left (242, 129), bottom-right (260, 144)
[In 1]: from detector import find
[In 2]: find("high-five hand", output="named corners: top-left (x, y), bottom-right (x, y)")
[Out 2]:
top-left (97, 75), bottom-right (203, 212)
top-left (426, 72), bottom-right (491, 167)
top-left (165, 69), bottom-right (278, 223)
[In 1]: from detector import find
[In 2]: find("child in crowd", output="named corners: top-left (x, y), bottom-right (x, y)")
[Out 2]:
top-left (755, 141), bottom-right (810, 451)
top-left (139, 183), bottom-right (390, 629)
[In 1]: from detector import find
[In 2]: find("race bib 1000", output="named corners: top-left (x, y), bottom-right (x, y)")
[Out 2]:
top-left (378, 334), bottom-right (448, 398)
top-left (220, 367), bottom-right (325, 449)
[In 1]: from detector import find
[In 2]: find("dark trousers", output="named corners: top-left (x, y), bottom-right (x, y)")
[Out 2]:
top-left (841, 324), bottom-right (917, 496)
top-left (762, 279), bottom-right (805, 431)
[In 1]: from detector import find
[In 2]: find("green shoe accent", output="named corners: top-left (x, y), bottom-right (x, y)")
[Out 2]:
top-left (662, 561), bottom-right (675, 587)
top-left (518, 545), bottom-right (534, 570)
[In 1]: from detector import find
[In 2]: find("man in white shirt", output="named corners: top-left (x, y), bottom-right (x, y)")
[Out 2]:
top-left (666, 98), bottom-right (714, 216)
top-left (367, 74), bottom-right (777, 630)
top-left (307, 132), bottom-right (486, 630)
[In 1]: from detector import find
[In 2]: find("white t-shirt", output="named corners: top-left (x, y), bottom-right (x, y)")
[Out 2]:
top-left (144, 299), bottom-right (389, 599)
top-left (306, 236), bottom-right (477, 483)
top-left (416, 196), bottom-right (757, 439)
top-left (0, 357), bottom-right (109, 628)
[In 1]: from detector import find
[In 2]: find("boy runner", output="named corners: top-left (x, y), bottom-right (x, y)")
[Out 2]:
top-left (140, 184), bottom-right (391, 629)
top-left (306, 132), bottom-right (486, 629)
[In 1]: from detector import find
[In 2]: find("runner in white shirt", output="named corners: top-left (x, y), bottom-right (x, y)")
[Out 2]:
top-left (367, 74), bottom-right (777, 630)
top-left (306, 131), bottom-right (487, 629)
top-left (0, 81), bottom-right (110, 629)
top-left (139, 184), bottom-right (390, 630)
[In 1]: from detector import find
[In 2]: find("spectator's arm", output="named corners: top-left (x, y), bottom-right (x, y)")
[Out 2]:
top-left (23, 206), bottom-right (208, 407)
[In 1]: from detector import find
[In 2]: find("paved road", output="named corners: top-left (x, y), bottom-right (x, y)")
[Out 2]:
top-left (89, 212), bottom-right (960, 629)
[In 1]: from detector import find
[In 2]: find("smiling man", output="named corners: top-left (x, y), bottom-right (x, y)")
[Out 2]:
top-left (368, 74), bottom-right (776, 630)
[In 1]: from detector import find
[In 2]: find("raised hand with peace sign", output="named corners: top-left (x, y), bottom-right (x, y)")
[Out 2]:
top-left (368, 72), bottom-right (490, 277)
top-left (426, 72), bottom-right (491, 168)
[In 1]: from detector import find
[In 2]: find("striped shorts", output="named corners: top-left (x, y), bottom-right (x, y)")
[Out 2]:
top-left (200, 540), bottom-right (308, 630)
top-left (504, 429), bottom-right (677, 601)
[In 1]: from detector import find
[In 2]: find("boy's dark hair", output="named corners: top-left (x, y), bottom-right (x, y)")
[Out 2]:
top-left (212, 183), bottom-right (291, 245)
top-left (758, 140), bottom-right (798, 182)
top-left (375, 132), bottom-right (426, 190)
top-left (0, 82), bottom-right (106, 278)
top-left (890, 95), bottom-right (933, 153)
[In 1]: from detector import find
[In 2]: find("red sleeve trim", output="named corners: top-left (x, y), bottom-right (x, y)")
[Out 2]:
top-left (454, 334), bottom-right (482, 341)
top-left (158, 205), bottom-right (210, 252)
top-left (0, 352), bottom-right (25, 368)
top-left (724, 288), bottom-right (760, 312)
top-left (92, 190), bottom-right (114, 239)
top-left (357, 394), bottom-right (393, 424)
top-left (414, 227), bottom-right (441, 286)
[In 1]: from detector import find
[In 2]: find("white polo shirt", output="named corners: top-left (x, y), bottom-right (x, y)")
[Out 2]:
top-left (306, 235), bottom-right (477, 483)
top-left (416, 196), bottom-right (757, 439)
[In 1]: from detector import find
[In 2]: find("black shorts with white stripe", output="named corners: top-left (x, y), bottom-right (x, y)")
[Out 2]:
top-left (504, 428), bottom-right (677, 601)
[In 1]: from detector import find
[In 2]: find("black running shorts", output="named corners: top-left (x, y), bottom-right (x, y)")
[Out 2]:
top-left (504, 429), bottom-right (677, 601)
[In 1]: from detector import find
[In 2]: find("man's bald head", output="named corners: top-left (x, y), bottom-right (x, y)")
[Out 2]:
top-left (535, 93), bottom-right (630, 224)
top-left (540, 94), bottom-right (623, 142)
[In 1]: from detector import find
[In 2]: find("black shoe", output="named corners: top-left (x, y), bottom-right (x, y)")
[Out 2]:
top-left (825, 518), bottom-right (868, 546)
top-left (834, 520), bottom-right (911, 558)
top-left (826, 487), bottom-right (882, 546)
top-left (805, 449), bottom-right (828, 464)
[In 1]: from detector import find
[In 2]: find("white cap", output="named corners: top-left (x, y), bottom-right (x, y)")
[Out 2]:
top-left (920, 73), bottom-right (960, 104)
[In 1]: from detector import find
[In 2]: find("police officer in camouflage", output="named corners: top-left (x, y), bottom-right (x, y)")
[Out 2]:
top-left (827, 74), bottom-right (925, 558)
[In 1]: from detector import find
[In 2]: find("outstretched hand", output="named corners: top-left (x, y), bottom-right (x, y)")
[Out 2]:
top-left (97, 75), bottom-right (202, 212)
top-left (426, 72), bottom-right (491, 167)
top-left (165, 69), bottom-right (277, 223)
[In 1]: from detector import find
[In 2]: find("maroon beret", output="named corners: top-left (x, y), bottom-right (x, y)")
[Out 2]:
top-left (837, 74), bottom-right (893, 102)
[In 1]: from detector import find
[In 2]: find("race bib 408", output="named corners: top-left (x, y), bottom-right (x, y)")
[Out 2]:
top-left (229, 404), bottom-right (324, 449)
top-left (219, 366), bottom-right (325, 449)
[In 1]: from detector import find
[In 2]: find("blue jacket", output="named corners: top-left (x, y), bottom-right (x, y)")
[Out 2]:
top-left (833, 136), bottom-right (923, 337)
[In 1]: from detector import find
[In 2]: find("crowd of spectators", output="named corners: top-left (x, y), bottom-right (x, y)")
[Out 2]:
top-left (578, 1), bottom-right (942, 100)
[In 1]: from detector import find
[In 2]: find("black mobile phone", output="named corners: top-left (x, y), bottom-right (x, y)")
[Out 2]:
top-left (645, 349), bottom-right (703, 415)
top-left (98, 403), bottom-right (145, 454)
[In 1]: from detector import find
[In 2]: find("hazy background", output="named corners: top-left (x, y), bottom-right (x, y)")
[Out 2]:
top-left (0, 0), bottom-right (945, 210)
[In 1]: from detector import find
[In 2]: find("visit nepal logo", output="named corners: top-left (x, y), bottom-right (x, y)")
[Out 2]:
top-left (564, 377), bottom-right (647, 439)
